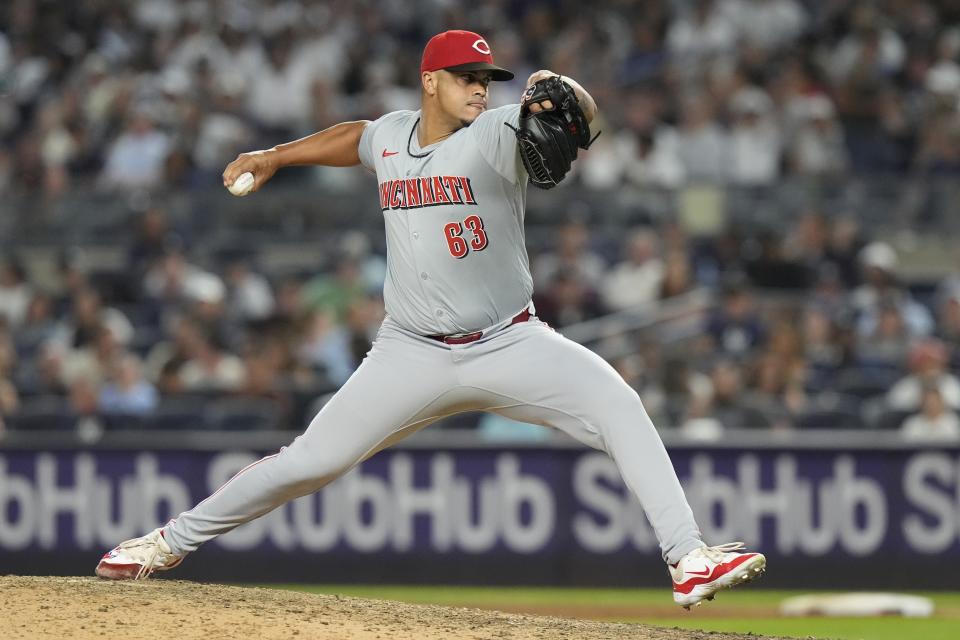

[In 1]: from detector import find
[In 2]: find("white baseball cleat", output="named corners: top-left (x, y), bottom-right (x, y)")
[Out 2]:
top-left (95, 528), bottom-right (184, 580)
top-left (670, 542), bottom-right (766, 609)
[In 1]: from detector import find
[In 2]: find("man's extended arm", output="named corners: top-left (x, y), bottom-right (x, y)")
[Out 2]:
top-left (222, 120), bottom-right (370, 193)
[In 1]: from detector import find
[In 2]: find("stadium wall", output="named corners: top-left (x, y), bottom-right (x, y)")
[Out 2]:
top-left (1, 433), bottom-right (957, 588)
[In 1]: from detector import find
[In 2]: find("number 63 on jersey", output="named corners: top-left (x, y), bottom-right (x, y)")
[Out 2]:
top-left (443, 215), bottom-right (488, 258)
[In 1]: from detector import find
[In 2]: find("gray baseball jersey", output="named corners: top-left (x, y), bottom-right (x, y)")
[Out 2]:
top-left (358, 105), bottom-right (533, 335)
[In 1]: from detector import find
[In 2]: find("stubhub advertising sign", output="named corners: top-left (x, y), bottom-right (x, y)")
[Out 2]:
top-left (1, 447), bottom-right (958, 586)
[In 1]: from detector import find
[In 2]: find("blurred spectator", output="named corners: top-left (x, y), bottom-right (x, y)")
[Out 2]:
top-left (533, 219), bottom-right (606, 292)
top-left (727, 87), bottom-right (781, 185)
top-left (69, 377), bottom-right (101, 419)
top-left (298, 308), bottom-right (356, 386)
top-left (784, 211), bottom-right (829, 271)
top-left (600, 228), bottom-right (664, 311)
top-left (937, 292), bottom-right (960, 346)
top-left (661, 356), bottom-right (712, 417)
top-left (340, 230), bottom-right (388, 293)
top-left (267, 277), bottom-right (306, 334)
top-left (15, 341), bottom-right (69, 397)
top-left (666, 0), bottom-right (736, 77)
top-left (98, 353), bottom-right (159, 416)
top-left (144, 247), bottom-right (224, 311)
top-left (302, 255), bottom-right (368, 321)
top-left (824, 217), bottom-right (865, 288)
top-left (674, 94), bottom-right (728, 182)
top-left (176, 322), bottom-right (246, 392)
top-left (192, 86), bottom-right (255, 178)
top-left (744, 230), bottom-right (811, 289)
top-left (787, 96), bottom-right (849, 176)
top-left (343, 297), bottom-right (382, 364)
top-left (801, 304), bottom-right (848, 389)
top-left (900, 383), bottom-right (960, 442)
top-left (534, 267), bottom-right (605, 328)
top-left (581, 89), bottom-right (684, 189)
top-left (13, 292), bottom-right (59, 358)
top-left (61, 324), bottom-right (124, 387)
top-left (660, 249), bottom-right (695, 299)
top-left (246, 36), bottom-right (318, 135)
top-left (0, 325), bottom-right (20, 415)
top-left (54, 286), bottom-right (134, 350)
top-left (888, 339), bottom-right (960, 412)
top-left (225, 258), bottom-right (275, 323)
top-left (99, 109), bottom-right (171, 190)
top-left (688, 358), bottom-right (772, 430)
top-left (128, 207), bottom-right (180, 277)
top-left (704, 283), bottom-right (766, 357)
top-left (743, 351), bottom-right (804, 429)
top-left (937, 250), bottom-right (960, 306)
top-left (856, 300), bottom-right (912, 368)
top-left (0, 258), bottom-right (32, 328)
top-left (828, 4), bottom-right (906, 83)
top-left (722, 0), bottom-right (806, 52)
top-left (853, 242), bottom-right (933, 338)
top-left (240, 333), bottom-right (298, 400)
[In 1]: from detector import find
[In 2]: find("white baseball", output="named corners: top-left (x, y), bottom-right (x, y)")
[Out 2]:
top-left (227, 172), bottom-right (255, 197)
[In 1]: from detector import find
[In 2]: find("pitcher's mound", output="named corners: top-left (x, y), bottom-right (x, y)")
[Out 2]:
top-left (0, 575), bottom-right (783, 640)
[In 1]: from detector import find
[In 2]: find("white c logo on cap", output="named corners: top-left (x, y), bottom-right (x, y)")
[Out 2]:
top-left (472, 39), bottom-right (491, 55)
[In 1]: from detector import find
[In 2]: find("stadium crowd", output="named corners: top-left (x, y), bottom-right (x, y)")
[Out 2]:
top-left (2, 0), bottom-right (960, 440)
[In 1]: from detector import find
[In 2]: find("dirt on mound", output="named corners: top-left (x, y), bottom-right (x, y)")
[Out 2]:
top-left (0, 575), bottom-right (785, 640)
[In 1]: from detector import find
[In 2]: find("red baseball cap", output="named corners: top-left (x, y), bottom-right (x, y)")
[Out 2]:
top-left (420, 30), bottom-right (514, 81)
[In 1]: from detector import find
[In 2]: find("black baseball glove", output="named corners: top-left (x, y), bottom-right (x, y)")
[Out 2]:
top-left (505, 76), bottom-right (600, 189)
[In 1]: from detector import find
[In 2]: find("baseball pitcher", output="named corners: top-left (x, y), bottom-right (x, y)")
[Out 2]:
top-left (96, 30), bottom-right (765, 608)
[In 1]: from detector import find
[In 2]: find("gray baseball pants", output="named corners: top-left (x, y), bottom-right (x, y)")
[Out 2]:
top-left (163, 315), bottom-right (703, 564)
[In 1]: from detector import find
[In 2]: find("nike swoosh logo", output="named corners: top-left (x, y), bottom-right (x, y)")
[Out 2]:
top-left (687, 568), bottom-right (711, 577)
top-left (382, 149), bottom-right (399, 157)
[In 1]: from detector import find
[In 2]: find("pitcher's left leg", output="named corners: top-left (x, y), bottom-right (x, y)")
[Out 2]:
top-left (465, 321), bottom-right (766, 607)
top-left (464, 321), bottom-right (702, 565)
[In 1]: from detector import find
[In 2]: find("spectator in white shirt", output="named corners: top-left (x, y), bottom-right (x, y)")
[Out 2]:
top-left (99, 109), bottom-right (171, 190)
top-left (225, 258), bottom-right (275, 323)
top-left (666, 0), bottom-right (737, 76)
top-left (601, 228), bottom-right (665, 311)
top-left (901, 384), bottom-right (960, 442)
top-left (0, 259), bottom-right (31, 328)
top-left (246, 37), bottom-right (318, 133)
top-left (177, 325), bottom-right (246, 393)
top-left (581, 90), bottom-right (685, 189)
top-left (722, 0), bottom-right (807, 53)
top-left (788, 95), bottom-right (849, 176)
top-left (675, 94), bottom-right (729, 183)
top-left (728, 87), bottom-right (781, 186)
top-left (888, 339), bottom-right (960, 412)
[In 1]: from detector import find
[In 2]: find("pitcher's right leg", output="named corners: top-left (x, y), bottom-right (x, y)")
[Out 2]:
top-left (96, 324), bottom-right (459, 579)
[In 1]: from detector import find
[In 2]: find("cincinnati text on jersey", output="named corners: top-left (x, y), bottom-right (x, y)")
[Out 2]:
top-left (378, 176), bottom-right (478, 211)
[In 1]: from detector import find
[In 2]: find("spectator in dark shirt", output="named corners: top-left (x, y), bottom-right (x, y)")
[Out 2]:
top-left (705, 282), bottom-right (767, 357)
top-left (534, 267), bottom-right (605, 328)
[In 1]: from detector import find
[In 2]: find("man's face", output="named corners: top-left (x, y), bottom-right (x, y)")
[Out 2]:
top-left (434, 69), bottom-right (492, 126)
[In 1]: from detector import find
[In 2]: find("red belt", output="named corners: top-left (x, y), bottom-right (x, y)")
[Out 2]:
top-left (428, 309), bottom-right (532, 345)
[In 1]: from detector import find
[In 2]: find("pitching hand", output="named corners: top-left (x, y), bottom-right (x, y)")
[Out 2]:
top-left (222, 150), bottom-right (279, 193)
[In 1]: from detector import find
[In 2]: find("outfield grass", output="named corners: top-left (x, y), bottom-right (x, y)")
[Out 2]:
top-left (262, 585), bottom-right (960, 640)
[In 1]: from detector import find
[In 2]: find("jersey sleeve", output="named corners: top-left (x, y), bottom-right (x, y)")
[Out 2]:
top-left (470, 104), bottom-right (525, 184)
top-left (358, 111), bottom-right (414, 171)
